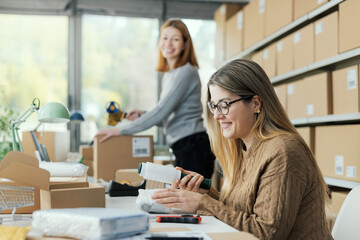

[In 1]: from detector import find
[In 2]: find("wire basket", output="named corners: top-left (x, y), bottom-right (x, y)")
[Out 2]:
top-left (0, 184), bottom-right (35, 221)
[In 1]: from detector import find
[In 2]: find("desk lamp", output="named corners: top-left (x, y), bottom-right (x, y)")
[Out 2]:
top-left (70, 110), bottom-right (85, 122)
top-left (10, 98), bottom-right (70, 152)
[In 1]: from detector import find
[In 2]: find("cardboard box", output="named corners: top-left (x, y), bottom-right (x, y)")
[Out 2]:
top-left (243, 0), bottom-right (266, 49)
top-left (332, 65), bottom-right (360, 114)
top-left (315, 124), bottom-right (360, 182)
top-left (314, 11), bottom-right (338, 62)
top-left (296, 127), bottom-right (315, 153)
top-left (225, 10), bottom-right (243, 60)
top-left (293, 23), bottom-right (314, 69)
top-left (286, 79), bottom-right (306, 119)
top-left (22, 131), bottom-right (69, 162)
top-left (262, 43), bottom-right (276, 78)
top-left (82, 159), bottom-right (93, 176)
top-left (214, 4), bottom-right (244, 66)
top-left (79, 145), bottom-right (93, 160)
top-left (339, 0), bottom-right (360, 53)
top-left (265, 0), bottom-right (293, 36)
top-left (293, 0), bottom-right (328, 20)
top-left (0, 151), bottom-right (105, 212)
top-left (251, 49), bottom-right (263, 69)
top-left (303, 72), bottom-right (332, 117)
top-left (274, 84), bottom-right (287, 111)
top-left (331, 190), bottom-right (350, 214)
top-left (276, 34), bottom-right (294, 75)
top-left (94, 135), bottom-right (154, 182)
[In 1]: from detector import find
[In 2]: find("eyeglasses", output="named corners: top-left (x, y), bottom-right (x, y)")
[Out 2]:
top-left (207, 96), bottom-right (253, 115)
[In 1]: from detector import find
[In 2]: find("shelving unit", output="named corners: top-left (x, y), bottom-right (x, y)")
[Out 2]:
top-left (218, 0), bottom-right (359, 189)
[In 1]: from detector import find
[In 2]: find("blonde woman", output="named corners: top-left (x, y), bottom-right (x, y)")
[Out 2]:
top-left (96, 19), bottom-right (214, 178)
top-left (152, 59), bottom-right (332, 239)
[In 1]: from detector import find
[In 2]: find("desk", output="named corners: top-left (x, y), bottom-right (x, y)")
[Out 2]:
top-left (2, 194), bottom-right (257, 239)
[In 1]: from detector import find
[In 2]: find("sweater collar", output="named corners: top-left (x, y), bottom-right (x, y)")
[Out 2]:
top-left (242, 137), bottom-right (262, 159)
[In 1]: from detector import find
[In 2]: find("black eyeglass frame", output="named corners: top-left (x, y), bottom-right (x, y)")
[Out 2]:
top-left (207, 95), bottom-right (254, 115)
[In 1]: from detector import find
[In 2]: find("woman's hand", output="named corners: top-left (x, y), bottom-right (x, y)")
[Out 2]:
top-left (126, 110), bottom-right (144, 121)
top-left (151, 188), bottom-right (203, 213)
top-left (172, 167), bottom-right (209, 195)
top-left (95, 128), bottom-right (121, 142)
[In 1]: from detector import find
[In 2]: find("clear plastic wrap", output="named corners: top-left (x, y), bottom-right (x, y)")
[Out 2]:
top-left (39, 162), bottom-right (88, 177)
top-left (32, 208), bottom-right (149, 239)
top-left (136, 189), bottom-right (171, 213)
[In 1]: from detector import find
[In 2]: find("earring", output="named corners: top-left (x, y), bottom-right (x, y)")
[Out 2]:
top-left (255, 109), bottom-right (260, 114)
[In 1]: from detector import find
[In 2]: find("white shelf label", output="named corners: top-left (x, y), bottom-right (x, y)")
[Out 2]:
top-left (346, 166), bottom-right (356, 178)
top-left (237, 12), bottom-right (243, 30)
top-left (335, 155), bottom-right (344, 175)
top-left (317, 0), bottom-right (325, 4)
top-left (259, 0), bottom-right (265, 14)
top-left (347, 69), bottom-right (357, 90)
top-left (306, 104), bottom-right (314, 116)
top-left (287, 84), bottom-right (295, 95)
top-left (315, 22), bottom-right (323, 35)
top-left (263, 49), bottom-right (269, 60)
top-left (277, 41), bottom-right (283, 52)
top-left (294, 32), bottom-right (301, 44)
top-left (132, 137), bottom-right (151, 157)
top-left (220, 5), bottom-right (225, 14)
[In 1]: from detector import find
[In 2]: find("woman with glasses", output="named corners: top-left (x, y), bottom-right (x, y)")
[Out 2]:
top-left (96, 19), bottom-right (215, 179)
top-left (152, 59), bottom-right (332, 239)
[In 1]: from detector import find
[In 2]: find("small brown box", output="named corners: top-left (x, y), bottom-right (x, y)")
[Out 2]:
top-left (293, 0), bottom-right (328, 20)
top-left (339, 0), bottom-right (360, 53)
top-left (286, 79), bottom-right (306, 119)
top-left (265, 0), bottom-right (293, 36)
top-left (274, 84), bottom-right (287, 111)
top-left (94, 135), bottom-right (154, 182)
top-left (296, 127), bottom-right (315, 153)
top-left (243, 0), bottom-right (266, 49)
top-left (303, 72), bottom-right (332, 117)
top-left (332, 65), bottom-right (360, 115)
top-left (79, 145), bottom-right (94, 160)
top-left (314, 11), bottom-right (338, 62)
top-left (293, 23), bottom-right (314, 69)
top-left (251, 50), bottom-right (264, 69)
top-left (214, 4), bottom-right (244, 66)
top-left (315, 124), bottom-right (360, 181)
top-left (225, 10), bottom-right (243, 60)
top-left (262, 43), bottom-right (276, 78)
top-left (276, 34), bottom-right (294, 75)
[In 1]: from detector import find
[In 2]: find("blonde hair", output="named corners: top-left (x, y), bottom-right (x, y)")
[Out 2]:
top-left (206, 59), bottom-right (327, 201)
top-left (156, 19), bottom-right (199, 72)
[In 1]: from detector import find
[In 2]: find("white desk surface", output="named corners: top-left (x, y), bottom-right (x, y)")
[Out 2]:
top-left (1, 194), bottom-right (257, 239)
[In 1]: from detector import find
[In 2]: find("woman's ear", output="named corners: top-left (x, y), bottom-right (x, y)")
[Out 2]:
top-left (253, 95), bottom-right (262, 111)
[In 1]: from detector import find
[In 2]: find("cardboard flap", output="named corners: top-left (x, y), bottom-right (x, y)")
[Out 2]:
top-left (0, 151), bottom-right (50, 190)
top-left (0, 151), bottom-right (39, 172)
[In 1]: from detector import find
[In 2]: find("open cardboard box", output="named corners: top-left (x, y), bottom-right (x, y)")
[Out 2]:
top-left (0, 151), bottom-right (105, 212)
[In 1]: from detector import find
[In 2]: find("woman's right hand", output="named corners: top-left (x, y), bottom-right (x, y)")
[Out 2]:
top-left (126, 110), bottom-right (144, 121)
top-left (172, 167), bottom-right (209, 195)
top-left (95, 128), bottom-right (121, 142)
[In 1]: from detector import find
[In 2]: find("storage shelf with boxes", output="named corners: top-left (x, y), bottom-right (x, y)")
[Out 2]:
top-left (214, 0), bottom-right (360, 227)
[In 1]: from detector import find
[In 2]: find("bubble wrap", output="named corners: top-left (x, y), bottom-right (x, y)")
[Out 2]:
top-left (136, 189), bottom-right (172, 213)
top-left (32, 208), bottom-right (149, 239)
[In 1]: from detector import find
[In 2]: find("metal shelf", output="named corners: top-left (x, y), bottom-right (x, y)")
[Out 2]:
top-left (271, 47), bottom-right (360, 84)
top-left (291, 113), bottom-right (360, 127)
top-left (324, 177), bottom-right (360, 189)
top-left (220, 0), bottom-right (343, 67)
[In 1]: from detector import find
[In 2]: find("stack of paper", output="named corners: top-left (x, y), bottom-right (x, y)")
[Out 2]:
top-left (32, 208), bottom-right (149, 239)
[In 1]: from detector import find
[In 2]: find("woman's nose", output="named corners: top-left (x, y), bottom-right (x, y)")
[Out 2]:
top-left (213, 108), bottom-right (224, 120)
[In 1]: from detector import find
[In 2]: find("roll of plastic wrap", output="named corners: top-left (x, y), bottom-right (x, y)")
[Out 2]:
top-left (39, 162), bottom-right (88, 177)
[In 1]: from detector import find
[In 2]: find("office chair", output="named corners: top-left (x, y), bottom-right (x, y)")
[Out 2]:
top-left (331, 185), bottom-right (360, 240)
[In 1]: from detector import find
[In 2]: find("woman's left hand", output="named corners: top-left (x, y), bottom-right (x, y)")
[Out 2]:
top-left (151, 188), bottom-right (203, 213)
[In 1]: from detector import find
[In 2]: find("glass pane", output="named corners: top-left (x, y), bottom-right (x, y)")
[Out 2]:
top-left (81, 15), bottom-right (158, 143)
top-left (0, 14), bottom-right (68, 145)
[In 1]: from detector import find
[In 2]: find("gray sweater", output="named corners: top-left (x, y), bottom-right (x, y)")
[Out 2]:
top-left (120, 62), bottom-right (206, 146)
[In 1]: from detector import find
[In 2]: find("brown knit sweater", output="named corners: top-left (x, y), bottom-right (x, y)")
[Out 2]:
top-left (197, 134), bottom-right (333, 240)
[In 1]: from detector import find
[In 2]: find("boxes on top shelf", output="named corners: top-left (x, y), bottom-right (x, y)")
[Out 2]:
top-left (332, 65), bottom-right (360, 115)
top-left (225, 10), bottom-right (244, 60)
top-left (286, 79), bottom-right (306, 119)
top-left (315, 124), bottom-right (360, 182)
top-left (276, 33), bottom-right (294, 75)
top-left (339, 0), bottom-right (360, 53)
top-left (262, 43), bottom-right (276, 78)
top-left (214, 3), bottom-right (244, 66)
top-left (265, 0), bottom-right (293, 36)
top-left (274, 84), bottom-right (287, 111)
top-left (314, 11), bottom-right (338, 62)
top-left (293, 0), bottom-right (329, 20)
top-left (293, 23), bottom-right (314, 69)
top-left (303, 72), bottom-right (332, 117)
top-left (243, 0), bottom-right (266, 49)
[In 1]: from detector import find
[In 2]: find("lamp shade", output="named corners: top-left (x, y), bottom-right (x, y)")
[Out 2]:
top-left (70, 110), bottom-right (85, 122)
top-left (38, 102), bottom-right (70, 123)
